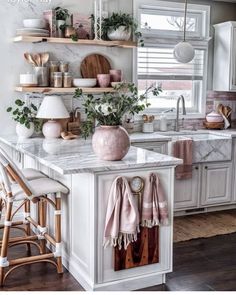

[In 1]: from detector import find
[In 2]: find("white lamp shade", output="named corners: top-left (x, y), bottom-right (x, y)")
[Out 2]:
top-left (37, 96), bottom-right (69, 119)
top-left (173, 41), bottom-right (195, 64)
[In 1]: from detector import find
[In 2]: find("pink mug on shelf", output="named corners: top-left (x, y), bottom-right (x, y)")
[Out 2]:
top-left (109, 69), bottom-right (122, 82)
top-left (97, 74), bottom-right (111, 88)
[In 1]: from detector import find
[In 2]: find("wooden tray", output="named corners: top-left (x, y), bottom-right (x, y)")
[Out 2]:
top-left (203, 121), bottom-right (225, 130)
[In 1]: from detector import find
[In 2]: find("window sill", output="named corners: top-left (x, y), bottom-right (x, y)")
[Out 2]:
top-left (135, 112), bottom-right (206, 121)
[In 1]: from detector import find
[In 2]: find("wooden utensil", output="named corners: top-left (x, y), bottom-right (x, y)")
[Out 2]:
top-left (24, 52), bottom-right (37, 67)
top-left (80, 54), bottom-right (111, 79)
top-left (40, 52), bottom-right (49, 66)
top-left (34, 53), bottom-right (41, 67)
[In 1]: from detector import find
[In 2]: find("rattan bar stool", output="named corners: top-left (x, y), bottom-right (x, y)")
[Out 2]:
top-left (0, 147), bottom-right (69, 286)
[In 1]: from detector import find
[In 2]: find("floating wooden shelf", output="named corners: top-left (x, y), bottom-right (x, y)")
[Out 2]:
top-left (13, 36), bottom-right (137, 48)
top-left (15, 86), bottom-right (115, 94)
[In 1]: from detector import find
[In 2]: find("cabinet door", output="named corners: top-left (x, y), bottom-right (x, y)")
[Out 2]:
top-left (231, 28), bottom-right (236, 91)
top-left (174, 165), bottom-right (200, 210)
top-left (201, 162), bottom-right (232, 206)
top-left (132, 142), bottom-right (168, 155)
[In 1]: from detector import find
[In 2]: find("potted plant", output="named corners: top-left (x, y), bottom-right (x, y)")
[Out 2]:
top-left (55, 7), bottom-right (70, 38)
top-left (102, 13), bottom-right (143, 45)
top-left (74, 83), bottom-right (161, 161)
top-left (7, 99), bottom-right (41, 139)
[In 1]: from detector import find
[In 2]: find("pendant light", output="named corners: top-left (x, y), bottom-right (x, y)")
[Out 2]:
top-left (173, 0), bottom-right (195, 63)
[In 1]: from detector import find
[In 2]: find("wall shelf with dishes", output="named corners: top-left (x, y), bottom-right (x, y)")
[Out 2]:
top-left (13, 36), bottom-right (137, 49)
top-left (15, 86), bottom-right (115, 94)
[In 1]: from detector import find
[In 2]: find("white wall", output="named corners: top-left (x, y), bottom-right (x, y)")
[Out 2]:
top-left (0, 0), bottom-right (133, 135)
top-left (1, 0), bottom-right (236, 135)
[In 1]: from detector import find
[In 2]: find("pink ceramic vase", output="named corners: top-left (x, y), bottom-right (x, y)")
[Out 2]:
top-left (97, 74), bottom-right (110, 88)
top-left (109, 69), bottom-right (122, 82)
top-left (92, 125), bottom-right (131, 161)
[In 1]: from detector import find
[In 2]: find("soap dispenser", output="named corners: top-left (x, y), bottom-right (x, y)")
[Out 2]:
top-left (160, 113), bottom-right (167, 131)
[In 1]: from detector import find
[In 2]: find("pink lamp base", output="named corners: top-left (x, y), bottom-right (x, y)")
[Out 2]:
top-left (42, 120), bottom-right (61, 139)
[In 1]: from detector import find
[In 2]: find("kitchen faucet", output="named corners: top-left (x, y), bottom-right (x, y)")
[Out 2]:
top-left (175, 95), bottom-right (186, 132)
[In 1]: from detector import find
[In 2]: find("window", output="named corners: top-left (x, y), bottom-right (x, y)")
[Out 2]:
top-left (134, 0), bottom-right (210, 117)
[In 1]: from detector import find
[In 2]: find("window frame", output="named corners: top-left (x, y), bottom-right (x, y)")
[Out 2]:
top-left (132, 0), bottom-right (210, 119)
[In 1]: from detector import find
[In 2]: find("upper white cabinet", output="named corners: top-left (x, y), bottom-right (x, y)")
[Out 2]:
top-left (213, 21), bottom-right (236, 91)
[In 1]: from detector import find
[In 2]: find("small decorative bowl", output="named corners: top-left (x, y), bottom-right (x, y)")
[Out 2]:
top-left (206, 111), bottom-right (224, 123)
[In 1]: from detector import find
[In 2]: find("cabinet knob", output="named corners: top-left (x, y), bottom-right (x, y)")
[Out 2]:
top-left (205, 166), bottom-right (208, 170)
top-left (195, 166), bottom-right (199, 170)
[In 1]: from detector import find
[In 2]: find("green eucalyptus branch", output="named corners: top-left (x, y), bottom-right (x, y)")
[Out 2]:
top-left (74, 82), bottom-right (161, 139)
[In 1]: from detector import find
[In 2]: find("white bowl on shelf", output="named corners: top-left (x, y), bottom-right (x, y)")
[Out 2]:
top-left (73, 78), bottom-right (97, 88)
top-left (23, 19), bottom-right (47, 29)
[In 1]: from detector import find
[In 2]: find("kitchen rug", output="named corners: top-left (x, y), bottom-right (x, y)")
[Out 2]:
top-left (174, 209), bottom-right (236, 243)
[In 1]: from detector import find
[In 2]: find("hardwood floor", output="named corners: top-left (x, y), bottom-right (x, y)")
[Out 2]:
top-left (2, 233), bottom-right (236, 291)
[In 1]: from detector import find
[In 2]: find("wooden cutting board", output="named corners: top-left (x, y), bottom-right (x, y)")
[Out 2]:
top-left (114, 226), bottom-right (159, 271)
top-left (80, 54), bottom-right (111, 78)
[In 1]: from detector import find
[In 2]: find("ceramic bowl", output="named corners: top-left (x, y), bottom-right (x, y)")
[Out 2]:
top-left (73, 78), bottom-right (97, 88)
top-left (23, 19), bottom-right (47, 29)
top-left (206, 111), bottom-right (224, 123)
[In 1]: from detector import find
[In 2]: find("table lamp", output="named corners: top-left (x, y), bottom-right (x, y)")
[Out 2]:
top-left (37, 95), bottom-right (70, 139)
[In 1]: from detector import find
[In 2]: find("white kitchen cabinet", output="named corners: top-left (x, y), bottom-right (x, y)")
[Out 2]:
top-left (201, 162), bottom-right (232, 206)
top-left (213, 21), bottom-right (236, 91)
top-left (174, 165), bottom-right (201, 210)
top-left (132, 141), bottom-right (168, 154)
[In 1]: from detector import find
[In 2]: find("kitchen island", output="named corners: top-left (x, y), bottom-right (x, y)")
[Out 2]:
top-left (0, 135), bottom-right (182, 291)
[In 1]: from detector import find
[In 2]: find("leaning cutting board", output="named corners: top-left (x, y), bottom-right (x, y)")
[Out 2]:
top-left (114, 226), bottom-right (159, 271)
top-left (80, 54), bottom-right (111, 78)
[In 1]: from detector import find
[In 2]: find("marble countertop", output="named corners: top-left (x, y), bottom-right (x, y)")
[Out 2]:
top-left (130, 129), bottom-right (236, 142)
top-left (0, 135), bottom-right (182, 175)
top-left (130, 133), bottom-right (172, 142)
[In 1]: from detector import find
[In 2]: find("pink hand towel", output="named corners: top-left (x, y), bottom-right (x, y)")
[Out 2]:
top-left (141, 173), bottom-right (168, 227)
top-left (103, 177), bottom-right (140, 250)
top-left (172, 139), bottom-right (193, 180)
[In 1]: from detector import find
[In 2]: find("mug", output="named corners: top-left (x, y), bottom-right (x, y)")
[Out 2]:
top-left (97, 74), bottom-right (110, 88)
top-left (109, 69), bottom-right (122, 82)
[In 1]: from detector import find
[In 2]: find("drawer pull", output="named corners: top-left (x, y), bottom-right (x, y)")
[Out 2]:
top-left (195, 167), bottom-right (199, 170)
top-left (205, 166), bottom-right (208, 170)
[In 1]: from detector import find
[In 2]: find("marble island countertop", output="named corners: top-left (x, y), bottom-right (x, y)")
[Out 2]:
top-left (0, 135), bottom-right (182, 175)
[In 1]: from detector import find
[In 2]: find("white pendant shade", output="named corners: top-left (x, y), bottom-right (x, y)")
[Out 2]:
top-left (173, 0), bottom-right (195, 64)
top-left (174, 41), bottom-right (195, 64)
top-left (37, 95), bottom-right (69, 119)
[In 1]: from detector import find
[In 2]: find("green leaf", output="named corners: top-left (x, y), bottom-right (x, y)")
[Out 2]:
top-left (6, 107), bottom-right (12, 112)
top-left (15, 99), bottom-right (24, 106)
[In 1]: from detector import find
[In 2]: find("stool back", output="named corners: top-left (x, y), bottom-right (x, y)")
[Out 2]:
top-left (0, 147), bottom-right (33, 200)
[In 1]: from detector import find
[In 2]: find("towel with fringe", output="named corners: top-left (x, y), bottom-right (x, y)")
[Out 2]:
top-left (141, 173), bottom-right (169, 227)
top-left (103, 176), bottom-right (140, 250)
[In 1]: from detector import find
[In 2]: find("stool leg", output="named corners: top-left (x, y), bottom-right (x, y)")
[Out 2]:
top-left (38, 198), bottom-right (47, 254)
top-left (0, 200), bottom-right (13, 286)
top-left (55, 193), bottom-right (63, 274)
top-left (24, 200), bottom-right (31, 254)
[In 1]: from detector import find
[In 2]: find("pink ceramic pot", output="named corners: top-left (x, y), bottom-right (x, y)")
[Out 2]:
top-left (92, 125), bottom-right (131, 161)
top-left (109, 69), bottom-right (122, 82)
top-left (97, 74), bottom-right (110, 88)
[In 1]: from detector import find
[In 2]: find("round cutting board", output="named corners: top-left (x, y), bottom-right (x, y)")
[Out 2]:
top-left (80, 54), bottom-right (111, 78)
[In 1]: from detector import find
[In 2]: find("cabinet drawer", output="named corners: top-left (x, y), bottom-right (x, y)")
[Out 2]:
top-left (132, 142), bottom-right (168, 155)
top-left (201, 162), bottom-right (232, 206)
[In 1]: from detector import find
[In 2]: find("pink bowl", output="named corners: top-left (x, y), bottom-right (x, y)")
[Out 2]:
top-left (206, 111), bottom-right (224, 123)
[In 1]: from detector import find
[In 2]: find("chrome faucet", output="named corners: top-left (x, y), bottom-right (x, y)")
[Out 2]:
top-left (175, 95), bottom-right (186, 132)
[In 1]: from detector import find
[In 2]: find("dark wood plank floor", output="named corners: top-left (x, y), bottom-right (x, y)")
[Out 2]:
top-left (2, 233), bottom-right (236, 291)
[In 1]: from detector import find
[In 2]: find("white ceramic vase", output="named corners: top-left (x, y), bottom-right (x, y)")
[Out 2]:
top-left (107, 26), bottom-right (132, 41)
top-left (16, 122), bottom-right (34, 139)
top-left (57, 20), bottom-right (66, 38)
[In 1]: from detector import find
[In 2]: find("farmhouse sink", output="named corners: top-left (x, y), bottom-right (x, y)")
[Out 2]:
top-left (167, 132), bottom-right (232, 163)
